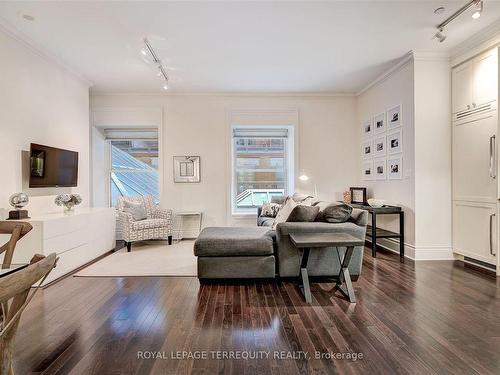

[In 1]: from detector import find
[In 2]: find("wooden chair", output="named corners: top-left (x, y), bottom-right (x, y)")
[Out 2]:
top-left (0, 221), bottom-right (57, 375)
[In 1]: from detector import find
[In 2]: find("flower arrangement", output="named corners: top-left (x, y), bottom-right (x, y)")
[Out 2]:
top-left (55, 194), bottom-right (82, 212)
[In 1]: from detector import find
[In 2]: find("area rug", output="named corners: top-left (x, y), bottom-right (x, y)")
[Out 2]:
top-left (74, 240), bottom-right (197, 277)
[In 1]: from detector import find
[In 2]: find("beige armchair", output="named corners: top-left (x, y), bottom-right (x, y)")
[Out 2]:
top-left (116, 195), bottom-right (173, 251)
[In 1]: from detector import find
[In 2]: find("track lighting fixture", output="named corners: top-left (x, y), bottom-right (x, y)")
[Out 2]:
top-left (142, 38), bottom-right (170, 91)
top-left (434, 28), bottom-right (447, 43)
top-left (434, 0), bottom-right (484, 43)
top-left (472, 0), bottom-right (483, 19)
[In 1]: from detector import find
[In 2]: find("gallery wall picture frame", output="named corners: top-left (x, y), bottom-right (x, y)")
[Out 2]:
top-left (173, 156), bottom-right (201, 183)
top-left (373, 112), bottom-right (386, 134)
top-left (362, 160), bottom-right (374, 181)
top-left (373, 135), bottom-right (386, 157)
top-left (387, 155), bottom-right (403, 180)
top-left (374, 158), bottom-right (387, 180)
top-left (363, 119), bottom-right (373, 139)
top-left (387, 104), bottom-right (402, 129)
top-left (387, 128), bottom-right (403, 154)
top-left (350, 187), bottom-right (367, 204)
top-left (362, 139), bottom-right (373, 159)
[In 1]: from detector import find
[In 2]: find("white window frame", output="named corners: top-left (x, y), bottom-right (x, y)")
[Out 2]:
top-left (230, 124), bottom-right (295, 215)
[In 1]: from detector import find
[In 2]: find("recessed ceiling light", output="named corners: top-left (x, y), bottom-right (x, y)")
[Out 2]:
top-left (162, 84), bottom-right (169, 91)
top-left (22, 14), bottom-right (35, 21)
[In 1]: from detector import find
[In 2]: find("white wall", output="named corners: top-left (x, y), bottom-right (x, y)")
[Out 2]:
top-left (0, 29), bottom-right (90, 218)
top-left (90, 94), bottom-right (359, 227)
top-left (356, 60), bottom-right (416, 250)
top-left (413, 57), bottom-right (452, 259)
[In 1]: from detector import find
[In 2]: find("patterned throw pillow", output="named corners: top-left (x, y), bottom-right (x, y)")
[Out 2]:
top-left (272, 197), bottom-right (297, 230)
top-left (261, 202), bottom-right (281, 218)
top-left (123, 200), bottom-right (147, 221)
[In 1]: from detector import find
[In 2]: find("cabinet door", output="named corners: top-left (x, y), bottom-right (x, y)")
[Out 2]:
top-left (452, 61), bottom-right (473, 114)
top-left (453, 113), bottom-right (497, 202)
top-left (472, 48), bottom-right (498, 106)
top-left (453, 202), bottom-right (497, 264)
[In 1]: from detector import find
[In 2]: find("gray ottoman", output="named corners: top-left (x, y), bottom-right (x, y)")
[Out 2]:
top-left (194, 227), bottom-right (275, 279)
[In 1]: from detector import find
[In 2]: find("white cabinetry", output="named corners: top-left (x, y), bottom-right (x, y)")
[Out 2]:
top-left (452, 47), bottom-right (498, 269)
top-left (10, 208), bottom-right (116, 286)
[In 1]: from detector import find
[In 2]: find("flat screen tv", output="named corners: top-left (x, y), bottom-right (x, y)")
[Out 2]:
top-left (29, 143), bottom-right (78, 188)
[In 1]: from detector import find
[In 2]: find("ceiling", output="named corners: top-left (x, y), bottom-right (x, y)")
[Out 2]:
top-left (0, 1), bottom-right (499, 93)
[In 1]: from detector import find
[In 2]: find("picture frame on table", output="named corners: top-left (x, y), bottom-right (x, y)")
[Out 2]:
top-left (373, 158), bottom-right (387, 180)
top-left (387, 128), bottom-right (403, 154)
top-left (373, 112), bottom-right (386, 134)
top-left (387, 155), bottom-right (403, 180)
top-left (350, 187), bottom-right (367, 204)
top-left (387, 104), bottom-right (402, 129)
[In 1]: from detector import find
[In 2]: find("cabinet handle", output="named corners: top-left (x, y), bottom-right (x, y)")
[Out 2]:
top-left (490, 135), bottom-right (496, 179)
top-left (467, 104), bottom-right (471, 110)
top-left (490, 213), bottom-right (496, 256)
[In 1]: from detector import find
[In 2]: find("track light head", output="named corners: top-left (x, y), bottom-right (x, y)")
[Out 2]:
top-left (434, 28), bottom-right (447, 43)
top-left (472, 0), bottom-right (483, 19)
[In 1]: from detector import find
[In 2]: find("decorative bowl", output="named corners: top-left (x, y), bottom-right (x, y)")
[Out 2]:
top-left (367, 198), bottom-right (385, 208)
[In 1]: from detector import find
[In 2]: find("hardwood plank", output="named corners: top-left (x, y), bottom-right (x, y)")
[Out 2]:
top-left (9, 246), bottom-right (500, 375)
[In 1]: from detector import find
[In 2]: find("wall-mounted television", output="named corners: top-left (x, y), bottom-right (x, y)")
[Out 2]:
top-left (29, 143), bottom-right (78, 188)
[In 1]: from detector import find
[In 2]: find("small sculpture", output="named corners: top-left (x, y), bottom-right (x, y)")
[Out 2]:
top-left (8, 192), bottom-right (30, 220)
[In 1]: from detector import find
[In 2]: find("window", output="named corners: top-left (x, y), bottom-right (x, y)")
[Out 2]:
top-left (231, 126), bottom-right (294, 214)
top-left (109, 139), bottom-right (159, 206)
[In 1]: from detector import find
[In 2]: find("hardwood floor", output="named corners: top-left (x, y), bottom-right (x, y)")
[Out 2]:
top-left (12, 247), bottom-right (500, 375)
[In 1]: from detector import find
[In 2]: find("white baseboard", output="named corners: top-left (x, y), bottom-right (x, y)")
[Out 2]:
top-left (372, 238), bottom-right (454, 261)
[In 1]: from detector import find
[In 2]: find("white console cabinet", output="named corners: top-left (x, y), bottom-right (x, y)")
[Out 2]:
top-left (8, 207), bottom-right (116, 286)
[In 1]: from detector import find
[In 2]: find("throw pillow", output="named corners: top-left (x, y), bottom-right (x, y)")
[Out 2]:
top-left (286, 205), bottom-right (320, 222)
top-left (123, 200), bottom-right (147, 221)
top-left (321, 203), bottom-right (353, 223)
top-left (291, 192), bottom-right (314, 205)
top-left (272, 197), bottom-right (297, 230)
top-left (260, 202), bottom-right (281, 218)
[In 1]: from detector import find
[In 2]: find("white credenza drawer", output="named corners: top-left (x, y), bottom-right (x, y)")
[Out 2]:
top-left (10, 207), bottom-right (116, 286)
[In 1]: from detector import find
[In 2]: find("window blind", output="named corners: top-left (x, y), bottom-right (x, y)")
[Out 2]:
top-left (233, 128), bottom-right (289, 138)
top-left (104, 128), bottom-right (158, 140)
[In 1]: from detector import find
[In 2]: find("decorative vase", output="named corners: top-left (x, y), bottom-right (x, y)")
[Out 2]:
top-left (63, 203), bottom-right (75, 213)
top-left (343, 191), bottom-right (352, 204)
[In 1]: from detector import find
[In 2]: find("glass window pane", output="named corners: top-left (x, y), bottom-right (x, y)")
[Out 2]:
top-left (234, 134), bottom-right (287, 209)
top-left (110, 140), bottom-right (159, 206)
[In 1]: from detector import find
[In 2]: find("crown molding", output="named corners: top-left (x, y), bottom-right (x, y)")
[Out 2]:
top-left (89, 90), bottom-right (357, 98)
top-left (450, 19), bottom-right (500, 66)
top-left (411, 50), bottom-right (450, 62)
top-left (0, 16), bottom-right (93, 87)
top-left (355, 52), bottom-right (413, 96)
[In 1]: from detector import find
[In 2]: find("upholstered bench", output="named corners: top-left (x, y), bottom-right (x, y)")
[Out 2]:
top-left (194, 227), bottom-right (275, 279)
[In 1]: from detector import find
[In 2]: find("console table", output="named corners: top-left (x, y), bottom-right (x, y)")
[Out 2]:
top-left (289, 232), bottom-right (364, 304)
top-left (350, 203), bottom-right (404, 258)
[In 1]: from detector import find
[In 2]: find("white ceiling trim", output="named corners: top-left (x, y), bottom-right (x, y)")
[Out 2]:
top-left (0, 16), bottom-right (93, 87)
top-left (355, 52), bottom-right (414, 96)
top-left (90, 91), bottom-right (356, 98)
top-left (450, 19), bottom-right (500, 66)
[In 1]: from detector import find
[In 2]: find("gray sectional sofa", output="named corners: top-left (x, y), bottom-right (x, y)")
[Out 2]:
top-left (194, 199), bottom-right (368, 280)
top-left (258, 201), bottom-right (368, 279)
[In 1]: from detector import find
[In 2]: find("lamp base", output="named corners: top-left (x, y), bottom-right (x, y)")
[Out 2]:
top-left (7, 210), bottom-right (30, 220)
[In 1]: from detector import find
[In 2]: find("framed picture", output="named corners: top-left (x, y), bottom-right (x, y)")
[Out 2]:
top-left (363, 119), bottom-right (372, 139)
top-left (362, 160), bottom-right (374, 181)
top-left (374, 158), bottom-right (387, 180)
top-left (387, 105), bottom-right (402, 129)
top-left (362, 139), bottom-right (373, 159)
top-left (173, 156), bottom-right (200, 183)
top-left (350, 187), bottom-right (367, 204)
top-left (373, 135), bottom-right (386, 157)
top-left (388, 155), bottom-right (403, 180)
top-left (387, 128), bottom-right (403, 154)
top-left (374, 113), bottom-right (386, 134)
